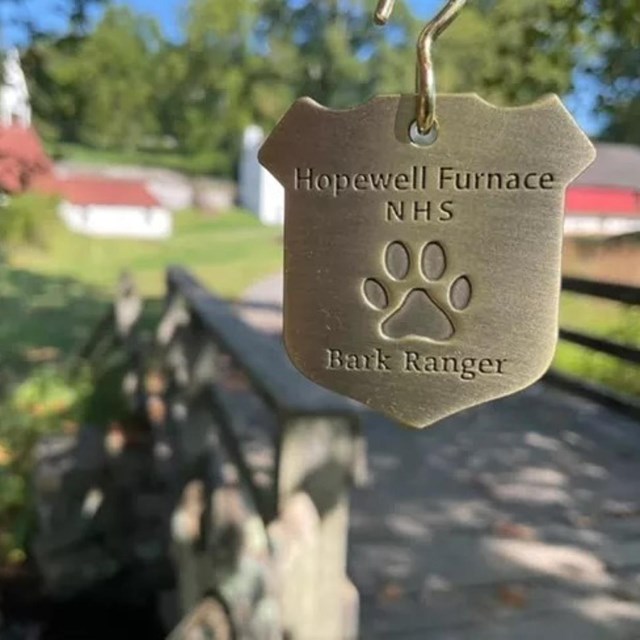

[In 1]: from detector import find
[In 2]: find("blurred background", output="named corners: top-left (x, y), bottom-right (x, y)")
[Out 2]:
top-left (0, 0), bottom-right (638, 638)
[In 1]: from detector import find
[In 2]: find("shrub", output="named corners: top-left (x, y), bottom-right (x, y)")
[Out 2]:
top-left (0, 366), bottom-right (94, 564)
top-left (0, 193), bottom-right (59, 250)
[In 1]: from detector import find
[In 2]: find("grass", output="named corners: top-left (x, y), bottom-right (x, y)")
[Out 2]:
top-left (553, 270), bottom-right (640, 398)
top-left (1, 209), bottom-right (282, 379)
top-left (555, 238), bottom-right (640, 397)
top-left (50, 142), bottom-right (226, 176)
top-left (9, 208), bottom-right (283, 298)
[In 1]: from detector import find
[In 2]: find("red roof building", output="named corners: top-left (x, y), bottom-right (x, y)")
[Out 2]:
top-left (34, 174), bottom-right (160, 208)
top-left (33, 172), bottom-right (171, 240)
top-left (565, 143), bottom-right (640, 236)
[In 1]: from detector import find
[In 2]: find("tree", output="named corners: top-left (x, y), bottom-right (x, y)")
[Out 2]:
top-left (74, 6), bottom-right (161, 149)
top-left (23, 35), bottom-right (87, 144)
top-left (23, 5), bottom-right (161, 150)
top-left (170, 0), bottom-right (267, 173)
top-left (259, 0), bottom-right (585, 115)
top-left (588, 0), bottom-right (640, 143)
top-left (433, 0), bottom-right (586, 105)
top-left (259, 0), bottom-right (418, 110)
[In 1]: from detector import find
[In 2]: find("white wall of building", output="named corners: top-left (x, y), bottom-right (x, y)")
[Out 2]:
top-left (239, 125), bottom-right (284, 226)
top-left (0, 49), bottom-right (31, 127)
top-left (565, 216), bottom-right (640, 237)
top-left (59, 202), bottom-right (173, 240)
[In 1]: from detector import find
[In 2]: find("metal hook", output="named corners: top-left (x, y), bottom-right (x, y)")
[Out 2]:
top-left (375, 0), bottom-right (467, 134)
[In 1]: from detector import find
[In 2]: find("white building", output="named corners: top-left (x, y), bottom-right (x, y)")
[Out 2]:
top-left (239, 125), bottom-right (284, 225)
top-left (54, 177), bottom-right (173, 240)
top-left (0, 49), bottom-right (31, 127)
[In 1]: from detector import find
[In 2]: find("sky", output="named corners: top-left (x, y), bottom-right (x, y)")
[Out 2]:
top-left (3, 0), bottom-right (459, 44)
top-left (6, 0), bottom-right (601, 133)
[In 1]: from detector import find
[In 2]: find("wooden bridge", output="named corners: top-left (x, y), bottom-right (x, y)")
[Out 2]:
top-left (32, 268), bottom-right (640, 639)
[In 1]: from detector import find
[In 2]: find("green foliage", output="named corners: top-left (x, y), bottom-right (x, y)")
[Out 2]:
top-left (170, 0), bottom-right (264, 173)
top-left (436, 0), bottom-right (586, 104)
top-left (24, 6), bottom-right (161, 150)
top-left (8, 366), bottom-right (93, 435)
top-left (27, 0), bottom-right (638, 175)
top-left (260, 0), bottom-right (407, 109)
top-left (0, 366), bottom-right (94, 563)
top-left (0, 193), bottom-right (59, 250)
top-left (589, 0), bottom-right (640, 143)
top-left (23, 37), bottom-right (84, 145)
top-left (75, 6), bottom-right (161, 149)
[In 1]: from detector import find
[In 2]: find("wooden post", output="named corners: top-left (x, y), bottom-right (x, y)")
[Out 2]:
top-left (160, 269), bottom-right (361, 639)
top-left (277, 416), bottom-right (359, 640)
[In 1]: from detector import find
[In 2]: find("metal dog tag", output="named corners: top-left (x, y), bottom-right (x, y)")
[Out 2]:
top-left (260, 94), bottom-right (595, 428)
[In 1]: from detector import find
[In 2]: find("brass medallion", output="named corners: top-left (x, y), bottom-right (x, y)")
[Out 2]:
top-left (260, 94), bottom-right (595, 428)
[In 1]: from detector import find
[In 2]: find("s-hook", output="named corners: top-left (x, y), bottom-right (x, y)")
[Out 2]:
top-left (375, 0), bottom-right (468, 135)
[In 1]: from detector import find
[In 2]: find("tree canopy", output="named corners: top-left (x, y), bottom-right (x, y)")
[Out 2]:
top-left (589, 0), bottom-right (640, 144)
top-left (12, 0), bottom-right (640, 174)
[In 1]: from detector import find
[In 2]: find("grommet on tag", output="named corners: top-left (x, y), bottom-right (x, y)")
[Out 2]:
top-left (409, 121), bottom-right (438, 147)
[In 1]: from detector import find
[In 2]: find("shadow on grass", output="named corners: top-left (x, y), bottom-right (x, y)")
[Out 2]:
top-left (0, 266), bottom-right (113, 383)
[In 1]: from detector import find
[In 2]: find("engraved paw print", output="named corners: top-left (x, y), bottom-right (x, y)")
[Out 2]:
top-left (363, 241), bottom-right (472, 342)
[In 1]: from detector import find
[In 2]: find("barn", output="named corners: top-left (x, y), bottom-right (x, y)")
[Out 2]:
top-left (53, 176), bottom-right (173, 240)
top-left (32, 172), bottom-right (173, 240)
top-left (565, 143), bottom-right (640, 237)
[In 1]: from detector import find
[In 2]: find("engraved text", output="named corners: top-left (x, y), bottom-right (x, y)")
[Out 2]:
top-left (326, 348), bottom-right (507, 380)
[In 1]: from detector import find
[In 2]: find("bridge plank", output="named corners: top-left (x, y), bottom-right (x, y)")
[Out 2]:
top-left (546, 370), bottom-right (640, 421)
top-left (167, 267), bottom-right (355, 417)
top-left (351, 386), bottom-right (640, 639)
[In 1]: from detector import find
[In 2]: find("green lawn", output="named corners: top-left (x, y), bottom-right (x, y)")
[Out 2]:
top-left (50, 142), bottom-right (223, 175)
top-left (10, 209), bottom-right (282, 298)
top-left (1, 209), bottom-right (282, 378)
top-left (555, 293), bottom-right (640, 396)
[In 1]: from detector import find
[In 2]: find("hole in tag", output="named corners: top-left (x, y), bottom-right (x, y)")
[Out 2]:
top-left (409, 120), bottom-right (438, 147)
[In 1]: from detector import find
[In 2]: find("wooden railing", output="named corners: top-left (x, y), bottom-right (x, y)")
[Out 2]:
top-left (77, 268), bottom-right (361, 639)
top-left (550, 276), bottom-right (640, 418)
top-left (157, 268), bottom-right (360, 640)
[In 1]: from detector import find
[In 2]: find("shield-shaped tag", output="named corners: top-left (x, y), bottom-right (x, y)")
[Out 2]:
top-left (260, 94), bottom-right (596, 428)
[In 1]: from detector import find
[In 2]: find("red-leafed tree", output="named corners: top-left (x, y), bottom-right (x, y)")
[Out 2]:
top-left (0, 126), bottom-right (51, 193)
